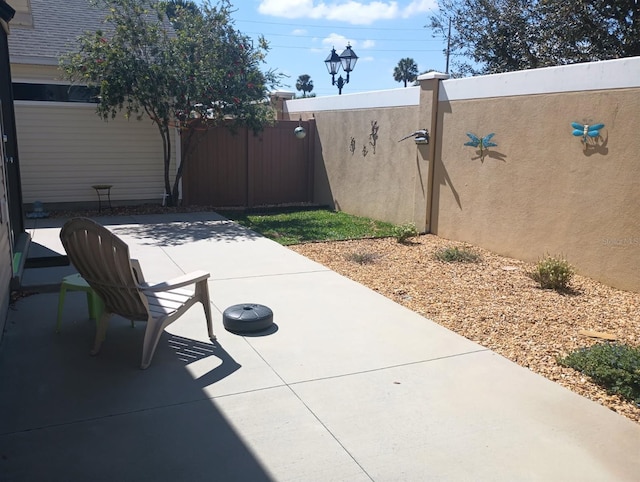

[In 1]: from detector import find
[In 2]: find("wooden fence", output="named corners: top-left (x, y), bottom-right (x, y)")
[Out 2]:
top-left (181, 120), bottom-right (314, 208)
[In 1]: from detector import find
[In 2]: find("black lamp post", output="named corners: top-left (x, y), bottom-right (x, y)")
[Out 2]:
top-left (325, 43), bottom-right (358, 95)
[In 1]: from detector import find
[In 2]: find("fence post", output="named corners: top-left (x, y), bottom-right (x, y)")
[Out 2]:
top-left (269, 91), bottom-right (295, 120)
top-left (417, 72), bottom-right (449, 233)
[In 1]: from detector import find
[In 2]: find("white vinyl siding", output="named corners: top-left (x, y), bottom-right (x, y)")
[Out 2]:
top-left (15, 102), bottom-right (177, 204)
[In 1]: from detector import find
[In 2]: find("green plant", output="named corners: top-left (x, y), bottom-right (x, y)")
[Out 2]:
top-left (345, 251), bottom-right (377, 265)
top-left (434, 246), bottom-right (480, 263)
top-left (529, 254), bottom-right (574, 290)
top-left (558, 343), bottom-right (640, 405)
top-left (392, 222), bottom-right (418, 243)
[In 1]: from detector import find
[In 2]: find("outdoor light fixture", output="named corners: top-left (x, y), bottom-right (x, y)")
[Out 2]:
top-left (325, 43), bottom-right (358, 95)
top-left (294, 117), bottom-right (306, 139)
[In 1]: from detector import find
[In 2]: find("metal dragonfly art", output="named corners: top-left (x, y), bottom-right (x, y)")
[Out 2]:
top-left (571, 122), bottom-right (605, 143)
top-left (464, 132), bottom-right (497, 158)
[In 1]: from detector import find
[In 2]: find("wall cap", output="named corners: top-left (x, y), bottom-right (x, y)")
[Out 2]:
top-left (418, 72), bottom-right (449, 80)
top-left (284, 86), bottom-right (419, 113)
top-left (440, 56), bottom-right (640, 101)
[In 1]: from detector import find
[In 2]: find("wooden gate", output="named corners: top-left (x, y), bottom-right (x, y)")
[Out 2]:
top-left (182, 120), bottom-right (314, 208)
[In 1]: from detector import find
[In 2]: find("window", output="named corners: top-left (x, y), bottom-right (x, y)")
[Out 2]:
top-left (12, 83), bottom-right (99, 103)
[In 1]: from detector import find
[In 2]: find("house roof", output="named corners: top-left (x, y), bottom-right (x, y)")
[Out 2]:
top-left (8, 0), bottom-right (108, 66)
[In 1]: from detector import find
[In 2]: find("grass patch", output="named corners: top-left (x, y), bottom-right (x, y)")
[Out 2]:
top-left (434, 246), bottom-right (481, 263)
top-left (558, 343), bottom-right (640, 405)
top-left (220, 208), bottom-right (397, 245)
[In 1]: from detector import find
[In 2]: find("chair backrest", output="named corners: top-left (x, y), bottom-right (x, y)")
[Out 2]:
top-left (60, 217), bottom-right (150, 320)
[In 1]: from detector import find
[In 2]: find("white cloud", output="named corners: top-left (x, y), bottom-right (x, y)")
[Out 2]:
top-left (258, 0), bottom-right (400, 25)
top-left (401, 0), bottom-right (438, 18)
top-left (258, 1), bottom-right (437, 24)
top-left (291, 29), bottom-right (307, 35)
top-left (321, 33), bottom-right (352, 48)
top-left (319, 34), bottom-right (374, 54)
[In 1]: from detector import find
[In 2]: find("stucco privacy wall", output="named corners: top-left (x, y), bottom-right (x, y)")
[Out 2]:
top-left (15, 102), bottom-right (176, 206)
top-left (433, 57), bottom-right (640, 292)
top-left (285, 88), bottom-right (427, 229)
top-left (284, 57), bottom-right (640, 292)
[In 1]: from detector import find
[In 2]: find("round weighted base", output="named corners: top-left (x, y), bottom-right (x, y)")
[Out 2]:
top-left (223, 303), bottom-right (274, 334)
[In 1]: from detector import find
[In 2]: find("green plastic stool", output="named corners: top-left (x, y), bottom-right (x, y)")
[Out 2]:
top-left (56, 274), bottom-right (106, 332)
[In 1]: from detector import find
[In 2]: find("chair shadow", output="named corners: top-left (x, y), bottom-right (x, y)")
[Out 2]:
top-left (0, 293), bottom-right (274, 480)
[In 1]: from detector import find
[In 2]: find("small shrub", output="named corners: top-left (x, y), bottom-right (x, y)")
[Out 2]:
top-left (529, 254), bottom-right (574, 290)
top-left (434, 246), bottom-right (481, 263)
top-left (558, 343), bottom-right (640, 405)
top-left (392, 222), bottom-right (418, 243)
top-left (345, 251), bottom-right (377, 265)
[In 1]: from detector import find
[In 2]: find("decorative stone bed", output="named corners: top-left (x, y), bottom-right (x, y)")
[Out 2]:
top-left (290, 235), bottom-right (640, 424)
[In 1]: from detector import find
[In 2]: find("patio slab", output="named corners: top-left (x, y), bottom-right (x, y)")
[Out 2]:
top-left (2, 211), bottom-right (639, 481)
top-left (210, 271), bottom-right (487, 383)
top-left (291, 351), bottom-right (640, 481)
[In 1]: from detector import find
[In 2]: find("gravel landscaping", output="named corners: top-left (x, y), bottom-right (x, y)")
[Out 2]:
top-left (290, 235), bottom-right (640, 424)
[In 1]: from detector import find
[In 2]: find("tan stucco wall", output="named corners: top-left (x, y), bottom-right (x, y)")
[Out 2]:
top-left (290, 105), bottom-right (427, 229)
top-left (282, 61), bottom-right (640, 292)
top-left (431, 88), bottom-right (640, 292)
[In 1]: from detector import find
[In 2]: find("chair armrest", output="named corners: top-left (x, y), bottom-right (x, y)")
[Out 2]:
top-left (130, 259), bottom-right (146, 283)
top-left (139, 270), bottom-right (210, 292)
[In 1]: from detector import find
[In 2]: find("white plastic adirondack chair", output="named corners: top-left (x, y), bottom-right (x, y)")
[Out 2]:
top-left (60, 217), bottom-right (215, 369)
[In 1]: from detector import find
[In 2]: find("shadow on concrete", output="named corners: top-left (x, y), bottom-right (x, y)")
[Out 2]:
top-left (0, 293), bottom-right (273, 481)
top-left (111, 220), bottom-right (264, 247)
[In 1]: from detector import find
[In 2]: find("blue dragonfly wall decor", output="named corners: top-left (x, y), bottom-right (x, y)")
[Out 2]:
top-left (571, 122), bottom-right (604, 143)
top-left (464, 133), bottom-right (497, 158)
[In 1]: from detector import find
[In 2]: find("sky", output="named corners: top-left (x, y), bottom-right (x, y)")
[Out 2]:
top-left (220, 0), bottom-right (447, 97)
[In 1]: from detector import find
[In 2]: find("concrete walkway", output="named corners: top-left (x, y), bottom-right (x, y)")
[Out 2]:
top-left (1, 212), bottom-right (638, 481)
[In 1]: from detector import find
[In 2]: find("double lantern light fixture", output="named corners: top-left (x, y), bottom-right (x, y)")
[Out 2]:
top-left (324, 43), bottom-right (358, 95)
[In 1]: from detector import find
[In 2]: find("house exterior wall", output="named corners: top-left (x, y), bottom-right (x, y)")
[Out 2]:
top-left (282, 57), bottom-right (640, 293)
top-left (0, 137), bottom-right (12, 329)
top-left (8, 0), bottom-right (180, 209)
top-left (15, 102), bottom-right (176, 206)
top-left (0, 7), bottom-right (17, 343)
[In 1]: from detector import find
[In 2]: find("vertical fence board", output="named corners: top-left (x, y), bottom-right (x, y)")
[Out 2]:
top-left (183, 121), bottom-right (312, 207)
top-left (182, 126), bottom-right (248, 206)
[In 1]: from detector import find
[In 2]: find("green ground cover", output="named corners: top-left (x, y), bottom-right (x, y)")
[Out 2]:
top-left (221, 208), bottom-right (397, 245)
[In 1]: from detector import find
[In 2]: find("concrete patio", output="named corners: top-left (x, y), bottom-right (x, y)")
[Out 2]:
top-left (1, 212), bottom-right (639, 481)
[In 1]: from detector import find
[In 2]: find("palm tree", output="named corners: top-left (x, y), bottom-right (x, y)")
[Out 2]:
top-left (393, 58), bottom-right (418, 87)
top-left (295, 74), bottom-right (314, 98)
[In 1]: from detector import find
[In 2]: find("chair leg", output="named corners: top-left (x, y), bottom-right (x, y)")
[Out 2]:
top-left (86, 291), bottom-right (97, 320)
top-left (140, 317), bottom-right (164, 369)
top-left (196, 280), bottom-right (215, 341)
top-left (56, 283), bottom-right (69, 333)
top-left (90, 311), bottom-right (112, 356)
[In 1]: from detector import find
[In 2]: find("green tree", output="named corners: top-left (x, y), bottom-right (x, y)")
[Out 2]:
top-left (164, 0), bottom-right (200, 29)
top-left (428, 0), bottom-right (640, 76)
top-left (295, 74), bottom-right (314, 97)
top-left (393, 58), bottom-right (419, 87)
top-left (164, 0), bottom-right (199, 18)
top-left (60, 0), bottom-right (278, 206)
